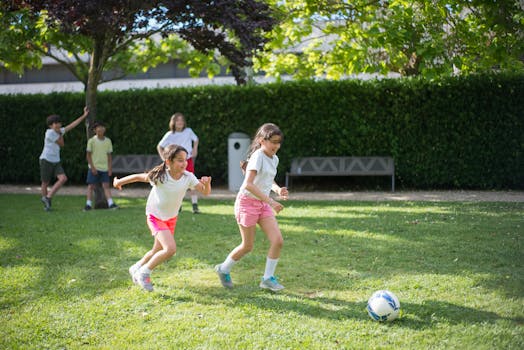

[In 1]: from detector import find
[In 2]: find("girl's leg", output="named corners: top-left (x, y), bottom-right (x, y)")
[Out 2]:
top-left (228, 224), bottom-right (257, 263)
top-left (258, 216), bottom-right (285, 291)
top-left (134, 230), bottom-right (176, 292)
top-left (215, 225), bottom-right (256, 288)
top-left (143, 230), bottom-right (177, 270)
top-left (258, 216), bottom-right (284, 259)
top-left (137, 235), bottom-right (164, 267)
top-left (190, 189), bottom-right (200, 213)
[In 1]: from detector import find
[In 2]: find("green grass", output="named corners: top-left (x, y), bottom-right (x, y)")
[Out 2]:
top-left (1, 194), bottom-right (523, 349)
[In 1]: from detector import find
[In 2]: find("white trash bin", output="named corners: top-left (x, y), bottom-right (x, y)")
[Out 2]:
top-left (228, 132), bottom-right (250, 192)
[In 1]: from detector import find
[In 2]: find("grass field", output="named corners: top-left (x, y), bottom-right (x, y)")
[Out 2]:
top-left (1, 193), bottom-right (523, 349)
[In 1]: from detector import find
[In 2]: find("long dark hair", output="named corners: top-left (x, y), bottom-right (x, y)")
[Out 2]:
top-left (240, 123), bottom-right (283, 172)
top-left (169, 112), bottom-right (186, 132)
top-left (148, 144), bottom-right (188, 184)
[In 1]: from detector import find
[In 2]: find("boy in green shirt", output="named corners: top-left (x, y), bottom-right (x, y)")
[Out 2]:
top-left (84, 121), bottom-right (118, 210)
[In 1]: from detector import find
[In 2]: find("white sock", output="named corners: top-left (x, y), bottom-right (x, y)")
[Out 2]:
top-left (191, 195), bottom-right (198, 205)
top-left (86, 200), bottom-right (92, 206)
top-left (263, 257), bottom-right (279, 280)
top-left (107, 198), bottom-right (114, 206)
top-left (139, 266), bottom-right (151, 275)
top-left (220, 256), bottom-right (237, 273)
top-left (131, 262), bottom-right (142, 270)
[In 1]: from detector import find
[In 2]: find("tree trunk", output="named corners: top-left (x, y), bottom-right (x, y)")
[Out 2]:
top-left (94, 183), bottom-right (108, 209)
top-left (86, 37), bottom-right (108, 209)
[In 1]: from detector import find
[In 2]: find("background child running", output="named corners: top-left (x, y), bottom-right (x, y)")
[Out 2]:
top-left (157, 112), bottom-right (201, 213)
top-left (39, 106), bottom-right (89, 211)
top-left (113, 144), bottom-right (211, 292)
top-left (84, 121), bottom-right (117, 211)
top-left (215, 123), bottom-right (289, 292)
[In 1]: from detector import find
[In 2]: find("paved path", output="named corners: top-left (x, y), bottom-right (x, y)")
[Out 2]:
top-left (1, 184), bottom-right (523, 202)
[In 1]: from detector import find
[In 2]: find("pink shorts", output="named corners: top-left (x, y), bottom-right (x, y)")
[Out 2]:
top-left (147, 214), bottom-right (177, 236)
top-left (234, 194), bottom-right (274, 227)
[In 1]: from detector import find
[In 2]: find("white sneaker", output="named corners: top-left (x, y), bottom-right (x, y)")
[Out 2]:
top-left (259, 276), bottom-right (284, 292)
top-left (134, 272), bottom-right (153, 292)
top-left (128, 265), bottom-right (139, 284)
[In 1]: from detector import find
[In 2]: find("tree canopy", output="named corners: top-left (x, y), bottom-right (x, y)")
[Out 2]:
top-left (255, 0), bottom-right (524, 79)
top-left (0, 0), bottom-right (276, 121)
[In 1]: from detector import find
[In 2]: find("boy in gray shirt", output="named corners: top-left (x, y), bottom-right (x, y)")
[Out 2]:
top-left (39, 107), bottom-right (89, 211)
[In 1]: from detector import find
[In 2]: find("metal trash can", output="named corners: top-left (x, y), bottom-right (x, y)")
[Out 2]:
top-left (228, 132), bottom-right (250, 192)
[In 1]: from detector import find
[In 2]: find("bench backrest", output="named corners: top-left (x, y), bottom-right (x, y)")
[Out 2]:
top-left (112, 155), bottom-right (162, 174)
top-left (289, 157), bottom-right (394, 175)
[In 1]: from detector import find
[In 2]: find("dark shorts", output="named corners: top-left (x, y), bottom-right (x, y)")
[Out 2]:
top-left (86, 170), bottom-right (110, 184)
top-left (40, 159), bottom-right (65, 183)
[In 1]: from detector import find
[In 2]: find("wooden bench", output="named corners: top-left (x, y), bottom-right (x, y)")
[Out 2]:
top-left (112, 155), bottom-right (162, 174)
top-left (285, 156), bottom-right (395, 191)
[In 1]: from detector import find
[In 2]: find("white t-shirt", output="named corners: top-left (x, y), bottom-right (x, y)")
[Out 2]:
top-left (146, 171), bottom-right (200, 220)
top-left (39, 127), bottom-right (66, 163)
top-left (239, 148), bottom-right (278, 198)
top-left (158, 128), bottom-right (198, 158)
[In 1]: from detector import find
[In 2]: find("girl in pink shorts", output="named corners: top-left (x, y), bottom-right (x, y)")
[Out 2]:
top-left (113, 144), bottom-right (211, 292)
top-left (215, 123), bottom-right (289, 292)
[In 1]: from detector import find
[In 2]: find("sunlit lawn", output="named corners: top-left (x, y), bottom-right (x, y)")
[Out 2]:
top-left (0, 194), bottom-right (523, 349)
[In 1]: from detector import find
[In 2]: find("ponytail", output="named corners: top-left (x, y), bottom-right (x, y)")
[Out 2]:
top-left (147, 162), bottom-right (168, 184)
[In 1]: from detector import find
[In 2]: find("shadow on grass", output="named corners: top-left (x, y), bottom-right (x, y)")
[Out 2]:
top-left (150, 284), bottom-right (516, 329)
top-left (1, 194), bottom-right (522, 307)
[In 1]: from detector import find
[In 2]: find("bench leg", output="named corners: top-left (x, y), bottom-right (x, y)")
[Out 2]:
top-left (391, 175), bottom-right (395, 192)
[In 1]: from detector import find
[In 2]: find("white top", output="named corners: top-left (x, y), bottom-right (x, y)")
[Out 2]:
top-left (146, 171), bottom-right (200, 220)
top-left (239, 148), bottom-right (278, 199)
top-left (39, 127), bottom-right (66, 163)
top-left (158, 128), bottom-right (198, 158)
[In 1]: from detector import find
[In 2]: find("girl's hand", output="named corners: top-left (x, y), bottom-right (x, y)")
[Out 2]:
top-left (278, 187), bottom-right (289, 200)
top-left (270, 199), bottom-right (284, 214)
top-left (199, 176), bottom-right (211, 185)
top-left (113, 177), bottom-right (122, 190)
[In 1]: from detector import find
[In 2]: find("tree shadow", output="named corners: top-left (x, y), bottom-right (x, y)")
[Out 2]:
top-left (1, 195), bottom-right (522, 312)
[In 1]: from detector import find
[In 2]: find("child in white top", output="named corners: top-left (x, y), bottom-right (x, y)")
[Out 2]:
top-left (157, 112), bottom-right (201, 213)
top-left (39, 107), bottom-right (89, 211)
top-left (215, 123), bottom-right (289, 292)
top-left (113, 144), bottom-right (211, 292)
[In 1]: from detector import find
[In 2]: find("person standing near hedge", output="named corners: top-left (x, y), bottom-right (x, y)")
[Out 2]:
top-left (84, 121), bottom-right (118, 211)
top-left (157, 112), bottom-right (201, 213)
top-left (39, 107), bottom-right (89, 211)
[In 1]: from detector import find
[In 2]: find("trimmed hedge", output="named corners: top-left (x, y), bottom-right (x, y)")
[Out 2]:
top-left (0, 74), bottom-right (522, 189)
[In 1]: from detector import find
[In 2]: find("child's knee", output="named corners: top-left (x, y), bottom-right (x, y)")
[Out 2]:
top-left (241, 242), bottom-right (254, 254)
top-left (165, 245), bottom-right (177, 257)
top-left (271, 237), bottom-right (284, 249)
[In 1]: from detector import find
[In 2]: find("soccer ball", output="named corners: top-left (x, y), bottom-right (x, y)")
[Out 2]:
top-left (366, 290), bottom-right (400, 322)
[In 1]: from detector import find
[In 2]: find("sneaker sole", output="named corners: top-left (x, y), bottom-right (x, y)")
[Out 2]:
top-left (259, 281), bottom-right (285, 292)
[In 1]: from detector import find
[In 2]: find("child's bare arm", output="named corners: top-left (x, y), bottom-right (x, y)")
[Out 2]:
top-left (64, 106), bottom-right (89, 133)
top-left (272, 182), bottom-right (288, 200)
top-left (245, 170), bottom-right (284, 213)
top-left (113, 173), bottom-right (149, 190)
top-left (195, 176), bottom-right (212, 196)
